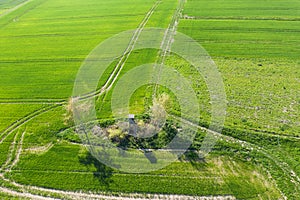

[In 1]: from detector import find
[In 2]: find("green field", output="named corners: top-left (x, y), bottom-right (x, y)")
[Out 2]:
top-left (0, 0), bottom-right (299, 199)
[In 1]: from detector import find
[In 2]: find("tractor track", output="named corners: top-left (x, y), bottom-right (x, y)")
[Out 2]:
top-left (153, 0), bottom-right (184, 95)
top-left (2, 130), bottom-right (26, 173)
top-left (0, 129), bottom-right (21, 172)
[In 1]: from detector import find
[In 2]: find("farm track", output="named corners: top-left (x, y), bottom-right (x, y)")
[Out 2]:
top-left (153, 0), bottom-right (184, 96)
top-left (3, 130), bottom-right (26, 172)
top-left (0, 130), bottom-right (21, 172)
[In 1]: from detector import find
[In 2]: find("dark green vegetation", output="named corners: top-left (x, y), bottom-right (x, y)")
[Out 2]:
top-left (0, 0), bottom-right (299, 199)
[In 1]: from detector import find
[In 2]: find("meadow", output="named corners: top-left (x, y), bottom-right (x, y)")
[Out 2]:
top-left (0, 0), bottom-right (299, 199)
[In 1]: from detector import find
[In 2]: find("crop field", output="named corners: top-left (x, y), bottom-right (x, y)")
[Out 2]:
top-left (0, 0), bottom-right (299, 199)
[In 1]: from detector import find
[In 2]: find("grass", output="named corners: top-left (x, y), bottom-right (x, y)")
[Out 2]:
top-left (0, 129), bottom-right (17, 167)
top-left (179, 0), bottom-right (300, 137)
top-left (180, 19), bottom-right (300, 60)
top-left (0, 0), bottom-right (27, 15)
top-left (0, 0), bottom-right (299, 199)
top-left (179, 1), bottom-right (300, 198)
top-left (0, 0), bottom-right (156, 99)
top-left (0, 104), bottom-right (44, 132)
top-left (9, 142), bottom-right (281, 199)
top-left (183, 0), bottom-right (300, 19)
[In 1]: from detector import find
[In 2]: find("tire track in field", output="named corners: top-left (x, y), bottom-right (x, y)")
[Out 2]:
top-left (1, 130), bottom-right (26, 172)
top-left (152, 0), bottom-right (185, 96)
top-left (78, 0), bottom-right (161, 100)
top-left (0, 121), bottom-right (290, 200)
top-left (0, 129), bottom-right (21, 172)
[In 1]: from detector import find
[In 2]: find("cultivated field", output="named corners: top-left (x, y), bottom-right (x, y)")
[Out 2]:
top-left (0, 0), bottom-right (299, 199)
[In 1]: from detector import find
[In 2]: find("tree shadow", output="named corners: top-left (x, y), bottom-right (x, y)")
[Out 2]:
top-left (79, 151), bottom-right (114, 187)
top-left (180, 150), bottom-right (208, 171)
top-left (144, 150), bottom-right (157, 164)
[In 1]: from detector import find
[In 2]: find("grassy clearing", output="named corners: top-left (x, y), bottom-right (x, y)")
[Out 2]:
top-left (217, 59), bottom-right (300, 136)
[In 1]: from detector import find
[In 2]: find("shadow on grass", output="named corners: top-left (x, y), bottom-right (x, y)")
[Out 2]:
top-left (79, 151), bottom-right (114, 187)
top-left (180, 151), bottom-right (207, 171)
